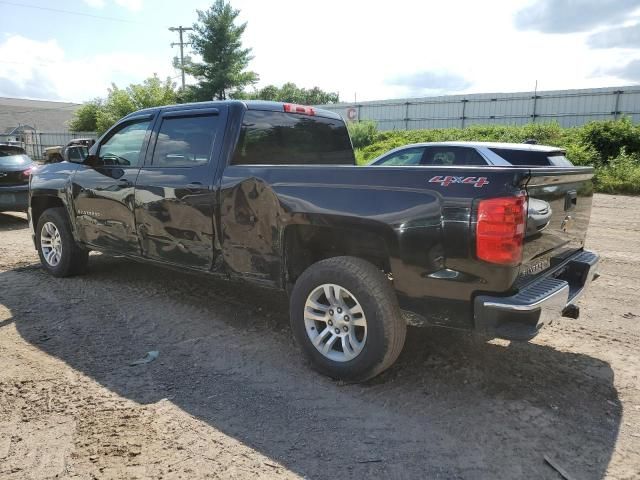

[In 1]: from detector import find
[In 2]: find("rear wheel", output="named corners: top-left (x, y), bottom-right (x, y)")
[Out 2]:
top-left (36, 207), bottom-right (88, 277)
top-left (290, 256), bottom-right (406, 382)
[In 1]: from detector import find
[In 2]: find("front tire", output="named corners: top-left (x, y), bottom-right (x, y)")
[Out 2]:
top-left (36, 207), bottom-right (88, 277)
top-left (290, 256), bottom-right (406, 382)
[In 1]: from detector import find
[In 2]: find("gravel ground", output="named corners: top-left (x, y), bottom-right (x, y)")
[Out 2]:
top-left (0, 193), bottom-right (639, 480)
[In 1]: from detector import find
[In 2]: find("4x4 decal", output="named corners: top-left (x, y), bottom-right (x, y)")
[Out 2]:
top-left (429, 175), bottom-right (490, 188)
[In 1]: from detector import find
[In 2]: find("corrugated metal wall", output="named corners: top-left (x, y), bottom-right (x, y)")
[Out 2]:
top-left (316, 86), bottom-right (640, 130)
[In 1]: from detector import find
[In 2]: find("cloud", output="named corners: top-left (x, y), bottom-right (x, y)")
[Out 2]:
top-left (83, 0), bottom-right (106, 7)
top-left (604, 58), bottom-right (640, 81)
top-left (385, 71), bottom-right (471, 95)
top-left (0, 71), bottom-right (60, 100)
top-left (0, 35), bottom-right (174, 102)
top-left (83, 0), bottom-right (143, 11)
top-left (115, 0), bottom-right (143, 12)
top-left (514, 0), bottom-right (640, 33)
top-left (588, 24), bottom-right (640, 48)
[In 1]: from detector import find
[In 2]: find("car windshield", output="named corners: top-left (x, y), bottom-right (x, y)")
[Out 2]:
top-left (490, 148), bottom-right (573, 167)
top-left (67, 146), bottom-right (89, 162)
top-left (0, 147), bottom-right (31, 167)
top-left (547, 153), bottom-right (573, 167)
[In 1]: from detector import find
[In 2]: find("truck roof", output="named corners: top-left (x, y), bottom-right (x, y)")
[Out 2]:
top-left (124, 100), bottom-right (342, 121)
top-left (400, 141), bottom-right (564, 153)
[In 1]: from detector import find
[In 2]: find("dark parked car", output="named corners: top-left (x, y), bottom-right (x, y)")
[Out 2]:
top-left (370, 141), bottom-right (575, 167)
top-left (0, 144), bottom-right (36, 212)
top-left (29, 101), bottom-right (599, 381)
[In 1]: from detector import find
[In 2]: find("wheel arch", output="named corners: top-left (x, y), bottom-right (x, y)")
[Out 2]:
top-left (282, 222), bottom-right (398, 289)
top-left (30, 195), bottom-right (66, 232)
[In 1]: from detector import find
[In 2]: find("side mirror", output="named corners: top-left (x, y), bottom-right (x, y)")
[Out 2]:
top-left (84, 154), bottom-right (99, 166)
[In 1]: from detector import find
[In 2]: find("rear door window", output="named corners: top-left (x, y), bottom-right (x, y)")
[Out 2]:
top-left (232, 110), bottom-right (354, 165)
top-left (421, 147), bottom-right (487, 166)
top-left (151, 114), bottom-right (219, 167)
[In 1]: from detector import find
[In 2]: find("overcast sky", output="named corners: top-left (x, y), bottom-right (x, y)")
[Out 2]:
top-left (1, 0), bottom-right (640, 103)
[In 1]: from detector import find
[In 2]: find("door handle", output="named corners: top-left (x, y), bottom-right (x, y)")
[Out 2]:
top-left (186, 182), bottom-right (204, 192)
top-left (117, 179), bottom-right (133, 188)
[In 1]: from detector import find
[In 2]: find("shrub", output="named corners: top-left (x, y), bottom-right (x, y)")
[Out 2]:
top-left (564, 142), bottom-right (599, 166)
top-left (579, 117), bottom-right (640, 165)
top-left (595, 148), bottom-right (640, 194)
top-left (347, 121), bottom-right (379, 149)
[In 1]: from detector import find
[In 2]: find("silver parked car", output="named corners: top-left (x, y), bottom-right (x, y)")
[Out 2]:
top-left (369, 141), bottom-right (574, 167)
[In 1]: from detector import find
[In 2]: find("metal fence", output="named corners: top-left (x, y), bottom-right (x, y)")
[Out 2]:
top-left (21, 131), bottom-right (97, 161)
top-left (316, 85), bottom-right (640, 131)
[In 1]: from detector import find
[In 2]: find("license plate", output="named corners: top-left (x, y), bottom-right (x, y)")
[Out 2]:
top-left (0, 193), bottom-right (16, 204)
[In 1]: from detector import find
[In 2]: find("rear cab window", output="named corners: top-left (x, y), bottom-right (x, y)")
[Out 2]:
top-left (232, 110), bottom-right (355, 165)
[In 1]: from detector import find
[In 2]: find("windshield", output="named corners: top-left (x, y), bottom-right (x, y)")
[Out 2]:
top-left (0, 147), bottom-right (31, 167)
top-left (490, 148), bottom-right (573, 167)
top-left (547, 153), bottom-right (573, 167)
top-left (67, 146), bottom-right (89, 162)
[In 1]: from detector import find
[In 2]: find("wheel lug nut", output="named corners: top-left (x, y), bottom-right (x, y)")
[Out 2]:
top-left (343, 326), bottom-right (348, 332)
top-left (335, 328), bottom-right (340, 334)
top-left (337, 307), bottom-right (342, 313)
top-left (344, 315), bottom-right (350, 321)
top-left (328, 320), bottom-right (333, 326)
top-left (329, 310), bottom-right (334, 315)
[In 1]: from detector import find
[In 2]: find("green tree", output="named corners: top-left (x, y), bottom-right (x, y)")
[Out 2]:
top-left (182, 0), bottom-right (258, 101)
top-left (68, 99), bottom-right (102, 132)
top-left (70, 75), bottom-right (177, 135)
top-left (236, 82), bottom-right (340, 105)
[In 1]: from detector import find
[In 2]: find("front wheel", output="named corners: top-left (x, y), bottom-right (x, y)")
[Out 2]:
top-left (290, 256), bottom-right (406, 382)
top-left (36, 207), bottom-right (89, 277)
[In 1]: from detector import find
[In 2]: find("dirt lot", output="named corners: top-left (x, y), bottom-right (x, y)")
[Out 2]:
top-left (0, 193), bottom-right (639, 480)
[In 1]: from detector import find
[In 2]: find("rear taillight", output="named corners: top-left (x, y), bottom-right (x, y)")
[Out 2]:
top-left (283, 103), bottom-right (315, 116)
top-left (22, 167), bottom-right (33, 179)
top-left (476, 194), bottom-right (527, 266)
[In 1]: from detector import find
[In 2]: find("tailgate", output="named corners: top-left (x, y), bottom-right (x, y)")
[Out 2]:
top-left (519, 167), bottom-right (594, 285)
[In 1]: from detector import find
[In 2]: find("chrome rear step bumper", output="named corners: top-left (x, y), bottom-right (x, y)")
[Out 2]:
top-left (474, 250), bottom-right (599, 341)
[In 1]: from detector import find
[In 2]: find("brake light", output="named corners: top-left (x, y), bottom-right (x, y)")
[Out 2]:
top-left (476, 194), bottom-right (527, 265)
top-left (283, 103), bottom-right (315, 116)
top-left (22, 167), bottom-right (33, 179)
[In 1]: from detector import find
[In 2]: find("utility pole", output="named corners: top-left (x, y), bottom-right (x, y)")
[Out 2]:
top-left (169, 26), bottom-right (193, 90)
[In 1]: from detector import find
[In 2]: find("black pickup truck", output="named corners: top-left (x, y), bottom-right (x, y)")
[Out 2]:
top-left (29, 100), bottom-right (599, 381)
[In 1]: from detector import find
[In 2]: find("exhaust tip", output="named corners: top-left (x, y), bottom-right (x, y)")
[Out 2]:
top-left (562, 304), bottom-right (580, 319)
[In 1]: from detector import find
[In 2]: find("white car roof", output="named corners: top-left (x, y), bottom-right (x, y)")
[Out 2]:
top-left (395, 141), bottom-right (564, 153)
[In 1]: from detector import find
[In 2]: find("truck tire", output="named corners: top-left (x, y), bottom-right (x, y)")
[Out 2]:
top-left (290, 256), bottom-right (406, 382)
top-left (36, 207), bottom-right (89, 277)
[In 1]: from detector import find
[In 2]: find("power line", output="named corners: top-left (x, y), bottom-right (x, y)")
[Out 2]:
top-left (169, 26), bottom-right (193, 90)
top-left (0, 0), bottom-right (145, 24)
